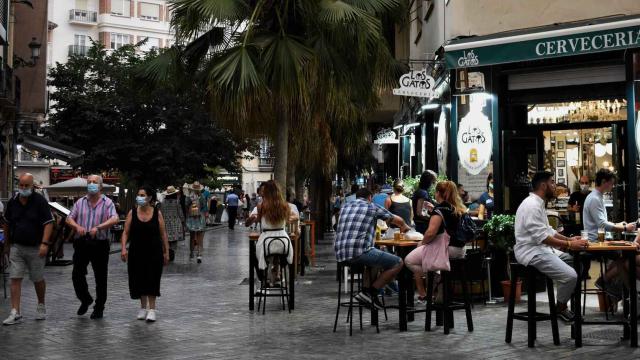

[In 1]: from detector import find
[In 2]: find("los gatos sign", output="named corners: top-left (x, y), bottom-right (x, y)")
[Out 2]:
top-left (392, 68), bottom-right (436, 98)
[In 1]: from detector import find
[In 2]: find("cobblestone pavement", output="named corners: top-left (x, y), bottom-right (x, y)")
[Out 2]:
top-left (1, 227), bottom-right (640, 359)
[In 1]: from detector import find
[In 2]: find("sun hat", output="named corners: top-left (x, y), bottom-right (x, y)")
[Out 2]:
top-left (162, 185), bottom-right (179, 196)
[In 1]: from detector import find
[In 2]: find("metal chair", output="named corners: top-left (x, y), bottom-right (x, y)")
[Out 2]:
top-left (257, 236), bottom-right (291, 314)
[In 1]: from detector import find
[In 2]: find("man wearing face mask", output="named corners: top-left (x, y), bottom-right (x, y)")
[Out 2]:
top-left (514, 171), bottom-right (588, 322)
top-left (568, 176), bottom-right (590, 216)
top-left (66, 175), bottom-right (119, 319)
top-left (2, 173), bottom-right (54, 325)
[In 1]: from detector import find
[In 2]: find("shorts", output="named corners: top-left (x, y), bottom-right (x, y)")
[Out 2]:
top-left (10, 244), bottom-right (46, 282)
top-left (349, 248), bottom-right (401, 270)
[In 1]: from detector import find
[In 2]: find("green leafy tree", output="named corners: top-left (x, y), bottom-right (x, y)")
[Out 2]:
top-left (47, 42), bottom-right (248, 188)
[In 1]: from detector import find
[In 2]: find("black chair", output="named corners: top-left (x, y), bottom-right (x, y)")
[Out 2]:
top-left (333, 262), bottom-right (379, 336)
top-left (257, 236), bottom-right (291, 314)
top-left (505, 263), bottom-right (560, 348)
top-left (425, 258), bottom-right (474, 334)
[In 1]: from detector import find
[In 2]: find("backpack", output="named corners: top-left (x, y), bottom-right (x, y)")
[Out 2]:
top-left (455, 213), bottom-right (477, 245)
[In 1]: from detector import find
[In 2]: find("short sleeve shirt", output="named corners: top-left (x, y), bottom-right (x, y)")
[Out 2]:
top-left (334, 198), bottom-right (395, 262)
top-left (5, 192), bottom-right (54, 246)
top-left (69, 195), bottom-right (118, 240)
top-left (226, 193), bottom-right (239, 207)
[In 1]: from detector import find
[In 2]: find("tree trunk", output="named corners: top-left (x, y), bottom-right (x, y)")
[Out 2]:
top-left (273, 116), bottom-right (289, 190)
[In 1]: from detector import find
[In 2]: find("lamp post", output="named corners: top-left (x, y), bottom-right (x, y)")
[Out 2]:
top-left (14, 37), bottom-right (42, 68)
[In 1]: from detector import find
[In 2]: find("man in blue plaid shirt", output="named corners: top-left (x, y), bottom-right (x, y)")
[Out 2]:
top-left (335, 188), bottom-right (410, 308)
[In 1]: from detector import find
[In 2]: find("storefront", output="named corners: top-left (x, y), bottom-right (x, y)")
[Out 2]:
top-left (444, 15), bottom-right (640, 220)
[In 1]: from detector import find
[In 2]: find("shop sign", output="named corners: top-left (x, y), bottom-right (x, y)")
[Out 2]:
top-left (216, 174), bottom-right (241, 186)
top-left (445, 24), bottom-right (640, 69)
top-left (457, 96), bottom-right (492, 175)
top-left (392, 68), bottom-right (436, 98)
top-left (373, 128), bottom-right (398, 144)
top-left (436, 110), bottom-right (448, 174)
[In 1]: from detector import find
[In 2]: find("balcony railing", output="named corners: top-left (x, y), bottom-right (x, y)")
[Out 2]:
top-left (259, 157), bottom-right (274, 168)
top-left (68, 45), bottom-right (90, 57)
top-left (69, 9), bottom-right (97, 24)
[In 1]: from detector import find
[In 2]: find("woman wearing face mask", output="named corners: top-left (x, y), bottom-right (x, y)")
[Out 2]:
top-left (120, 186), bottom-right (170, 322)
top-left (477, 173), bottom-right (494, 220)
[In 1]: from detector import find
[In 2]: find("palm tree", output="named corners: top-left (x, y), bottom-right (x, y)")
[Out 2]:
top-left (168, 0), bottom-right (408, 191)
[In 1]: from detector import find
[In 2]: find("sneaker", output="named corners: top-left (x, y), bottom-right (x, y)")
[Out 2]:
top-left (146, 309), bottom-right (156, 322)
top-left (197, 256), bottom-right (202, 264)
top-left (77, 300), bottom-right (93, 316)
top-left (137, 308), bottom-right (147, 320)
top-left (369, 293), bottom-right (385, 310)
top-left (354, 291), bottom-right (373, 306)
top-left (595, 277), bottom-right (623, 301)
top-left (415, 296), bottom-right (428, 306)
top-left (558, 308), bottom-right (575, 323)
top-left (2, 309), bottom-right (22, 326)
top-left (35, 304), bottom-right (46, 320)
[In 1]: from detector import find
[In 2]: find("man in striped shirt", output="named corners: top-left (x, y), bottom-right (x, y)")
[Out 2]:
top-left (66, 175), bottom-right (119, 319)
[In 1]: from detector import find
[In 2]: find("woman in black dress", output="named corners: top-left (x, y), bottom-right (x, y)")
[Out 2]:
top-left (120, 186), bottom-right (170, 322)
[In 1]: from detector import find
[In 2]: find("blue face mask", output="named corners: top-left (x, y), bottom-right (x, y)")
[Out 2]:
top-left (18, 188), bottom-right (32, 197)
top-left (136, 196), bottom-right (148, 206)
top-left (87, 183), bottom-right (100, 194)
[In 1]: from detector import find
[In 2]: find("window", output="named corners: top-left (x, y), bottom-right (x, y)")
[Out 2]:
top-left (139, 2), bottom-right (160, 21)
top-left (75, 0), bottom-right (88, 9)
top-left (110, 33), bottom-right (130, 49)
top-left (74, 34), bottom-right (86, 47)
top-left (140, 37), bottom-right (160, 52)
top-left (111, 0), bottom-right (131, 17)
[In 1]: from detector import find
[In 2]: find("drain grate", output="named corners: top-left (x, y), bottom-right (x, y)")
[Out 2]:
top-left (583, 329), bottom-right (624, 341)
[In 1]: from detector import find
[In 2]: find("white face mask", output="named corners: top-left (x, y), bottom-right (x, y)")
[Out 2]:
top-left (580, 184), bottom-right (589, 192)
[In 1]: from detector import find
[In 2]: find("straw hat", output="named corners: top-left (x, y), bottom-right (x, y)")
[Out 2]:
top-left (162, 185), bottom-right (179, 196)
top-left (189, 181), bottom-right (203, 191)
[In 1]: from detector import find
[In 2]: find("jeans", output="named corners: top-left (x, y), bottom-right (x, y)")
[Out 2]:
top-left (72, 239), bottom-right (110, 310)
top-left (528, 251), bottom-right (577, 304)
top-left (349, 248), bottom-right (401, 270)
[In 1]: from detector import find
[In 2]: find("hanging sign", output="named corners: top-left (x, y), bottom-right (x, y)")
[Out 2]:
top-left (373, 128), bottom-right (398, 144)
top-left (457, 96), bottom-right (492, 175)
top-left (392, 68), bottom-right (436, 98)
top-left (436, 109), bottom-right (448, 174)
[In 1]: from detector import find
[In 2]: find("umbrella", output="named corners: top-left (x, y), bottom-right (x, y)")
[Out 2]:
top-left (44, 177), bottom-right (116, 197)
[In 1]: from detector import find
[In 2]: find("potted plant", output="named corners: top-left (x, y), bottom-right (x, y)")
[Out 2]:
top-left (483, 214), bottom-right (522, 303)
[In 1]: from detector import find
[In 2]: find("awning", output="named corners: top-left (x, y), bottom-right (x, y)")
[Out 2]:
top-left (444, 15), bottom-right (640, 69)
top-left (20, 134), bottom-right (85, 166)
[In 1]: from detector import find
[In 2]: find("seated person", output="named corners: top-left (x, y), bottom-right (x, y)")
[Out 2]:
top-left (478, 174), bottom-right (494, 220)
top-left (514, 171), bottom-right (588, 322)
top-left (334, 188), bottom-right (410, 309)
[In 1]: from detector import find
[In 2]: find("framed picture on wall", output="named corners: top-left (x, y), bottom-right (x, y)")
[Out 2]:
top-left (558, 169), bottom-right (564, 177)
top-left (557, 177), bottom-right (566, 184)
top-left (557, 151), bottom-right (565, 158)
top-left (557, 141), bottom-right (565, 150)
top-left (557, 160), bottom-right (566, 167)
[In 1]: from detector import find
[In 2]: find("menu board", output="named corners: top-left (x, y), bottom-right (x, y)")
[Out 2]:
top-left (457, 162), bottom-right (493, 200)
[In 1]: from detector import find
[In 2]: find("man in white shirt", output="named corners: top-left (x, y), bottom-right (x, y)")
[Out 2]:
top-left (514, 171), bottom-right (588, 322)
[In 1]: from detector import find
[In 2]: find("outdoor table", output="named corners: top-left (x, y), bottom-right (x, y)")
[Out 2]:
top-left (376, 239), bottom-right (420, 331)
top-left (248, 232), bottom-right (298, 311)
top-left (571, 241), bottom-right (638, 347)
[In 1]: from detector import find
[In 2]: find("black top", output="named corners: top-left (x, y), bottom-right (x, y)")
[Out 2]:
top-left (5, 192), bottom-right (54, 246)
top-left (568, 191), bottom-right (588, 210)
top-left (389, 199), bottom-right (412, 227)
top-left (431, 203), bottom-right (462, 246)
top-left (412, 189), bottom-right (434, 232)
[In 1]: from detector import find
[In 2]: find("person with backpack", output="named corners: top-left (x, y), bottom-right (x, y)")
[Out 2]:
top-left (404, 181), bottom-right (468, 304)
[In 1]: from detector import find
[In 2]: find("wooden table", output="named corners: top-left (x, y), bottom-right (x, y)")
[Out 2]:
top-left (249, 232), bottom-right (298, 311)
top-left (376, 239), bottom-right (421, 331)
top-left (571, 241), bottom-right (638, 347)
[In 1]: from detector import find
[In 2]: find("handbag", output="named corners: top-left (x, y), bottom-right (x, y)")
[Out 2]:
top-left (421, 209), bottom-right (450, 272)
top-left (220, 208), bottom-right (229, 222)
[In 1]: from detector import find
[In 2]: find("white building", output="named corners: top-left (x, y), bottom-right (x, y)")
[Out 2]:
top-left (48, 0), bottom-right (173, 67)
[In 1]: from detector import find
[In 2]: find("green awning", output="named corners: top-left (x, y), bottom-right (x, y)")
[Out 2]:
top-left (444, 15), bottom-right (640, 69)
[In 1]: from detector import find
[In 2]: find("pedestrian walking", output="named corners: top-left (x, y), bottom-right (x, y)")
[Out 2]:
top-left (160, 186), bottom-right (185, 261)
top-left (208, 195), bottom-right (218, 224)
top-left (66, 175), bottom-right (119, 319)
top-left (2, 173), bottom-right (54, 325)
top-left (226, 191), bottom-right (240, 230)
top-left (120, 186), bottom-right (170, 322)
top-left (186, 181), bottom-right (208, 263)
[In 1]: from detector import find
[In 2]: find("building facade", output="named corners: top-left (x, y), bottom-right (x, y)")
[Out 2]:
top-left (48, 0), bottom-right (173, 67)
top-left (405, 0), bottom-right (640, 219)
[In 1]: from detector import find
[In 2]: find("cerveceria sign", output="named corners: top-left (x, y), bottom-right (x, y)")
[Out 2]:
top-left (445, 22), bottom-right (640, 69)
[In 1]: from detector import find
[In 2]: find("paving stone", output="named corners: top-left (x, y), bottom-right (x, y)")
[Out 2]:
top-left (1, 227), bottom-right (640, 359)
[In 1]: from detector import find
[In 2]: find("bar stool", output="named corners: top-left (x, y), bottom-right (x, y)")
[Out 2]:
top-left (505, 263), bottom-right (560, 348)
top-left (581, 255), bottom-right (614, 317)
top-left (257, 237), bottom-right (291, 314)
top-left (333, 262), bottom-right (379, 336)
top-left (425, 258), bottom-right (474, 334)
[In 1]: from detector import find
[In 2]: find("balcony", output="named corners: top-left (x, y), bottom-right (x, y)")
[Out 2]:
top-left (68, 45), bottom-right (90, 57)
top-left (258, 157), bottom-right (274, 171)
top-left (68, 9), bottom-right (97, 25)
